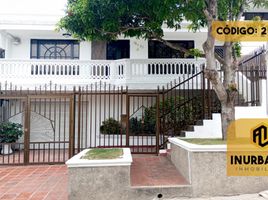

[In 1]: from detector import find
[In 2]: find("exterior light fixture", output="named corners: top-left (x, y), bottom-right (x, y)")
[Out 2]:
top-left (62, 33), bottom-right (72, 38)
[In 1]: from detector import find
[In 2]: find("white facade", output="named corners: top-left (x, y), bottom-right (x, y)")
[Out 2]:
top-left (0, 0), bottom-right (268, 140)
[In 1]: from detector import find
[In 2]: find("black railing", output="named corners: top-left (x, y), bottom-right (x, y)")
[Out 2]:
top-left (159, 65), bottom-right (263, 143)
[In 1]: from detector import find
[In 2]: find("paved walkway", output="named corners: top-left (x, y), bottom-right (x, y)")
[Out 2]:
top-left (131, 154), bottom-right (188, 186)
top-left (0, 165), bottom-right (67, 200)
top-left (168, 193), bottom-right (266, 200)
top-left (0, 161), bottom-right (266, 200)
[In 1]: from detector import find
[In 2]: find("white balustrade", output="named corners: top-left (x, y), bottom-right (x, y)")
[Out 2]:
top-left (0, 58), bottom-right (206, 89)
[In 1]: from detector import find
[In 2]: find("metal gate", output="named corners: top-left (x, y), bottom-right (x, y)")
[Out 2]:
top-left (26, 94), bottom-right (73, 164)
top-left (126, 94), bottom-right (160, 154)
top-left (0, 92), bottom-right (73, 165)
top-left (72, 85), bottom-right (161, 154)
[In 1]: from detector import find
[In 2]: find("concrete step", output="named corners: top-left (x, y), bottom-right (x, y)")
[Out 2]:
top-left (130, 185), bottom-right (192, 199)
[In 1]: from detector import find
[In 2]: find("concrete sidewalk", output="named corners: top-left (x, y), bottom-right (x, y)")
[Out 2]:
top-left (167, 193), bottom-right (266, 200)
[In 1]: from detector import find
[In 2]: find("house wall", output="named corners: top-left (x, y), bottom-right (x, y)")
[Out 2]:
top-left (129, 38), bottom-right (148, 59)
top-left (0, 32), bottom-right (12, 58)
top-left (6, 34), bottom-right (92, 60)
top-left (3, 30), bottom-right (209, 60)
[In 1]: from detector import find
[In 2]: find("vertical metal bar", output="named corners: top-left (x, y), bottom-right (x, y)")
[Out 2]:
top-left (90, 84), bottom-right (93, 148)
top-left (32, 143), bottom-right (35, 163)
top-left (207, 79), bottom-right (211, 119)
top-left (58, 87), bottom-right (62, 161)
top-left (69, 94), bottom-right (75, 158)
top-left (85, 86), bottom-right (89, 148)
top-left (94, 83), bottom-right (97, 148)
top-left (202, 70), bottom-right (206, 119)
top-left (81, 91), bottom-right (84, 150)
top-left (117, 86), bottom-right (120, 147)
top-left (53, 86), bottom-right (57, 162)
top-left (63, 95), bottom-right (67, 161)
top-left (126, 89), bottom-right (129, 147)
top-left (24, 96), bottom-right (30, 165)
top-left (38, 143), bottom-right (40, 163)
top-left (103, 83), bottom-right (106, 147)
top-left (43, 143), bottom-right (45, 162)
top-left (162, 86), bottom-right (165, 141)
top-left (120, 86), bottom-right (123, 147)
top-left (141, 96), bottom-right (144, 153)
top-left (77, 87), bottom-right (81, 152)
top-left (99, 83), bottom-right (102, 147)
top-left (48, 142), bottom-right (51, 163)
top-left (256, 70), bottom-right (260, 105)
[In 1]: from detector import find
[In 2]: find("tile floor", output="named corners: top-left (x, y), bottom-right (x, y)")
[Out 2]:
top-left (130, 154), bottom-right (188, 186)
top-left (0, 165), bottom-right (67, 200)
top-left (0, 154), bottom-right (188, 199)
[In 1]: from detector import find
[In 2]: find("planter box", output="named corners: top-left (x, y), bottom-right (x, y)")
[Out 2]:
top-left (169, 138), bottom-right (268, 197)
top-left (66, 148), bottom-right (132, 200)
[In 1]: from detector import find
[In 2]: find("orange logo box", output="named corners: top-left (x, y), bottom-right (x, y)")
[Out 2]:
top-left (212, 21), bottom-right (268, 41)
top-left (227, 119), bottom-right (268, 176)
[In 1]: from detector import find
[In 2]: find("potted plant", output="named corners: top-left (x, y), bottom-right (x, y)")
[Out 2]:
top-left (0, 122), bottom-right (23, 155)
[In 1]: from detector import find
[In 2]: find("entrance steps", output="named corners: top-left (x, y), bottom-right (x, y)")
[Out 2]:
top-left (130, 154), bottom-right (192, 198)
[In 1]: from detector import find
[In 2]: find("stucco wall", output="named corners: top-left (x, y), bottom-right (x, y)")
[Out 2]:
top-left (171, 143), bottom-right (268, 197)
top-left (68, 166), bottom-right (131, 200)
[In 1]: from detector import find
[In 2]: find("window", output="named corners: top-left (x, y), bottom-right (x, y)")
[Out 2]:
top-left (148, 40), bottom-right (194, 58)
top-left (106, 40), bottom-right (130, 60)
top-left (215, 46), bottom-right (224, 58)
top-left (31, 39), bottom-right (79, 59)
top-left (0, 49), bottom-right (5, 58)
top-left (244, 12), bottom-right (268, 20)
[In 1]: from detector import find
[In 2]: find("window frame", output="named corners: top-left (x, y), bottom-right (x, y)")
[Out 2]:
top-left (30, 39), bottom-right (80, 59)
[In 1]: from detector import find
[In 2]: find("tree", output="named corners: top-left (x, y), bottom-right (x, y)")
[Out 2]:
top-left (58, 0), bottom-right (268, 140)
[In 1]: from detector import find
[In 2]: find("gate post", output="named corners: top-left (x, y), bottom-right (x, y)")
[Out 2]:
top-left (23, 96), bottom-right (30, 164)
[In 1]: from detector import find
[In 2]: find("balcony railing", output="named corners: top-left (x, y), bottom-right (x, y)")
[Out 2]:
top-left (0, 58), bottom-right (206, 89)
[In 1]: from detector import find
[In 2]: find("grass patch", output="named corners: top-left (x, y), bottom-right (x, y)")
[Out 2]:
top-left (81, 148), bottom-right (123, 160)
top-left (181, 138), bottom-right (226, 145)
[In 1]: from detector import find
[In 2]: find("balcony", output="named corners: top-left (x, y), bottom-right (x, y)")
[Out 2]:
top-left (0, 58), bottom-right (206, 89)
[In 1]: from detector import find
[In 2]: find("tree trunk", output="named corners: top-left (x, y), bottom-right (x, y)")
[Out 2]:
top-left (221, 100), bottom-right (235, 140)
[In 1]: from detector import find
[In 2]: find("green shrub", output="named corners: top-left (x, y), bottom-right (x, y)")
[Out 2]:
top-left (129, 96), bottom-right (193, 135)
top-left (0, 122), bottom-right (23, 143)
top-left (100, 118), bottom-right (122, 135)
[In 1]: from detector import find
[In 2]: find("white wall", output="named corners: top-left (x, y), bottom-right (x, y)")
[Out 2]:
top-left (5, 32), bottom-right (92, 60)
top-left (80, 41), bottom-right (91, 60)
top-left (0, 32), bottom-right (12, 58)
top-left (241, 42), bottom-right (266, 55)
top-left (9, 37), bottom-right (30, 59)
top-left (130, 38), bottom-right (148, 59)
top-left (235, 80), bottom-right (268, 119)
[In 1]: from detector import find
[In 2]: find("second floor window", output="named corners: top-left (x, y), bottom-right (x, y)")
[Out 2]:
top-left (148, 40), bottom-right (194, 59)
top-left (106, 40), bottom-right (130, 60)
top-left (31, 39), bottom-right (79, 59)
